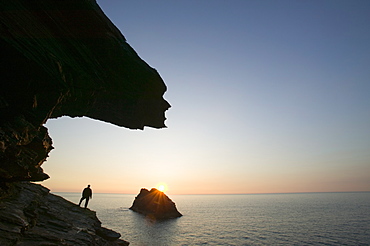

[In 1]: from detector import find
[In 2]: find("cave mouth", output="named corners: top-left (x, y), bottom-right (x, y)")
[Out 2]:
top-left (41, 116), bottom-right (171, 194)
top-left (41, 116), bottom-right (131, 192)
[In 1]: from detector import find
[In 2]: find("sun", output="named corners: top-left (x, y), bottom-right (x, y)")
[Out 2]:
top-left (156, 183), bottom-right (168, 192)
top-left (158, 185), bottom-right (165, 192)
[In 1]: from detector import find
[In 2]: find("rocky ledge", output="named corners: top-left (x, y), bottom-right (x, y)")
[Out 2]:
top-left (130, 188), bottom-right (182, 220)
top-left (0, 182), bottom-right (129, 245)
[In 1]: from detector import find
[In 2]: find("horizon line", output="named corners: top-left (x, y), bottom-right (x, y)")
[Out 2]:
top-left (52, 190), bottom-right (370, 196)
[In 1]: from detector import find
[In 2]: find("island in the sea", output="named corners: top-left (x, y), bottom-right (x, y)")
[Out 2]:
top-left (130, 188), bottom-right (182, 220)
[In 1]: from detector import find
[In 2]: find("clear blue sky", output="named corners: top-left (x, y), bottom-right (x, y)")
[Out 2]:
top-left (43, 0), bottom-right (370, 194)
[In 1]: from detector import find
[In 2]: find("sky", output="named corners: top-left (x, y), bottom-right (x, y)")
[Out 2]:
top-left (42, 0), bottom-right (370, 195)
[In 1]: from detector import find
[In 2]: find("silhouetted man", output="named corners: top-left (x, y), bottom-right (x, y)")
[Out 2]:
top-left (78, 185), bottom-right (92, 208)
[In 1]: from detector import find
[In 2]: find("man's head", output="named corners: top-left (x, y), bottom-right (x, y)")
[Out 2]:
top-left (87, 185), bottom-right (90, 188)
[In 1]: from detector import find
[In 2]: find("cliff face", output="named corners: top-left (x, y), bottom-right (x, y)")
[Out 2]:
top-left (0, 0), bottom-right (170, 182)
top-left (0, 0), bottom-right (170, 244)
top-left (0, 182), bottom-right (129, 245)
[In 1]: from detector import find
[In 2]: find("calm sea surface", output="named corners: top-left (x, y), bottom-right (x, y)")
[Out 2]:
top-left (55, 192), bottom-right (370, 246)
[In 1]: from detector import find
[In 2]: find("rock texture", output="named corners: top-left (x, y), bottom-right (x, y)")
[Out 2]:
top-left (130, 188), bottom-right (182, 220)
top-left (0, 182), bottom-right (129, 245)
top-left (0, 0), bottom-right (170, 182)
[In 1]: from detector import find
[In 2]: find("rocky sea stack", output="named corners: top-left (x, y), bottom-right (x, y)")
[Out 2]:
top-left (130, 188), bottom-right (182, 220)
top-left (1, 0), bottom-right (169, 244)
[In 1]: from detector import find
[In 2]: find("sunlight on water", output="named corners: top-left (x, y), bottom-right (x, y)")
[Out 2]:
top-left (55, 192), bottom-right (370, 245)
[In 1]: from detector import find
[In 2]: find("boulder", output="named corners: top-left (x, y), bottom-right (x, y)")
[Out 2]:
top-left (130, 188), bottom-right (182, 220)
top-left (96, 227), bottom-right (122, 242)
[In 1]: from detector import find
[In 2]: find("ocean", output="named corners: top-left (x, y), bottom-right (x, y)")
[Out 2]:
top-left (55, 192), bottom-right (370, 245)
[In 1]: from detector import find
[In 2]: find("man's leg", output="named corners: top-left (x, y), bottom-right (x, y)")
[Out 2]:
top-left (84, 197), bottom-right (90, 208)
top-left (78, 197), bottom-right (85, 206)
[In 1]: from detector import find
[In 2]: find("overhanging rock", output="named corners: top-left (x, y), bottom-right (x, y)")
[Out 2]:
top-left (0, 0), bottom-right (170, 182)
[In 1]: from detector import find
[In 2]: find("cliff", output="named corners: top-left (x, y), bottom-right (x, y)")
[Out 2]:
top-left (0, 0), bottom-right (170, 244)
top-left (130, 188), bottom-right (182, 220)
top-left (0, 182), bottom-right (129, 245)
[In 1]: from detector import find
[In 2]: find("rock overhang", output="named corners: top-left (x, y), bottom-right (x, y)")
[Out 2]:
top-left (0, 0), bottom-right (170, 181)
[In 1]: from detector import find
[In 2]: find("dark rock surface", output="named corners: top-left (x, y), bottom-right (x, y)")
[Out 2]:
top-left (0, 0), bottom-right (170, 182)
top-left (130, 188), bottom-right (182, 220)
top-left (0, 182), bottom-right (129, 245)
